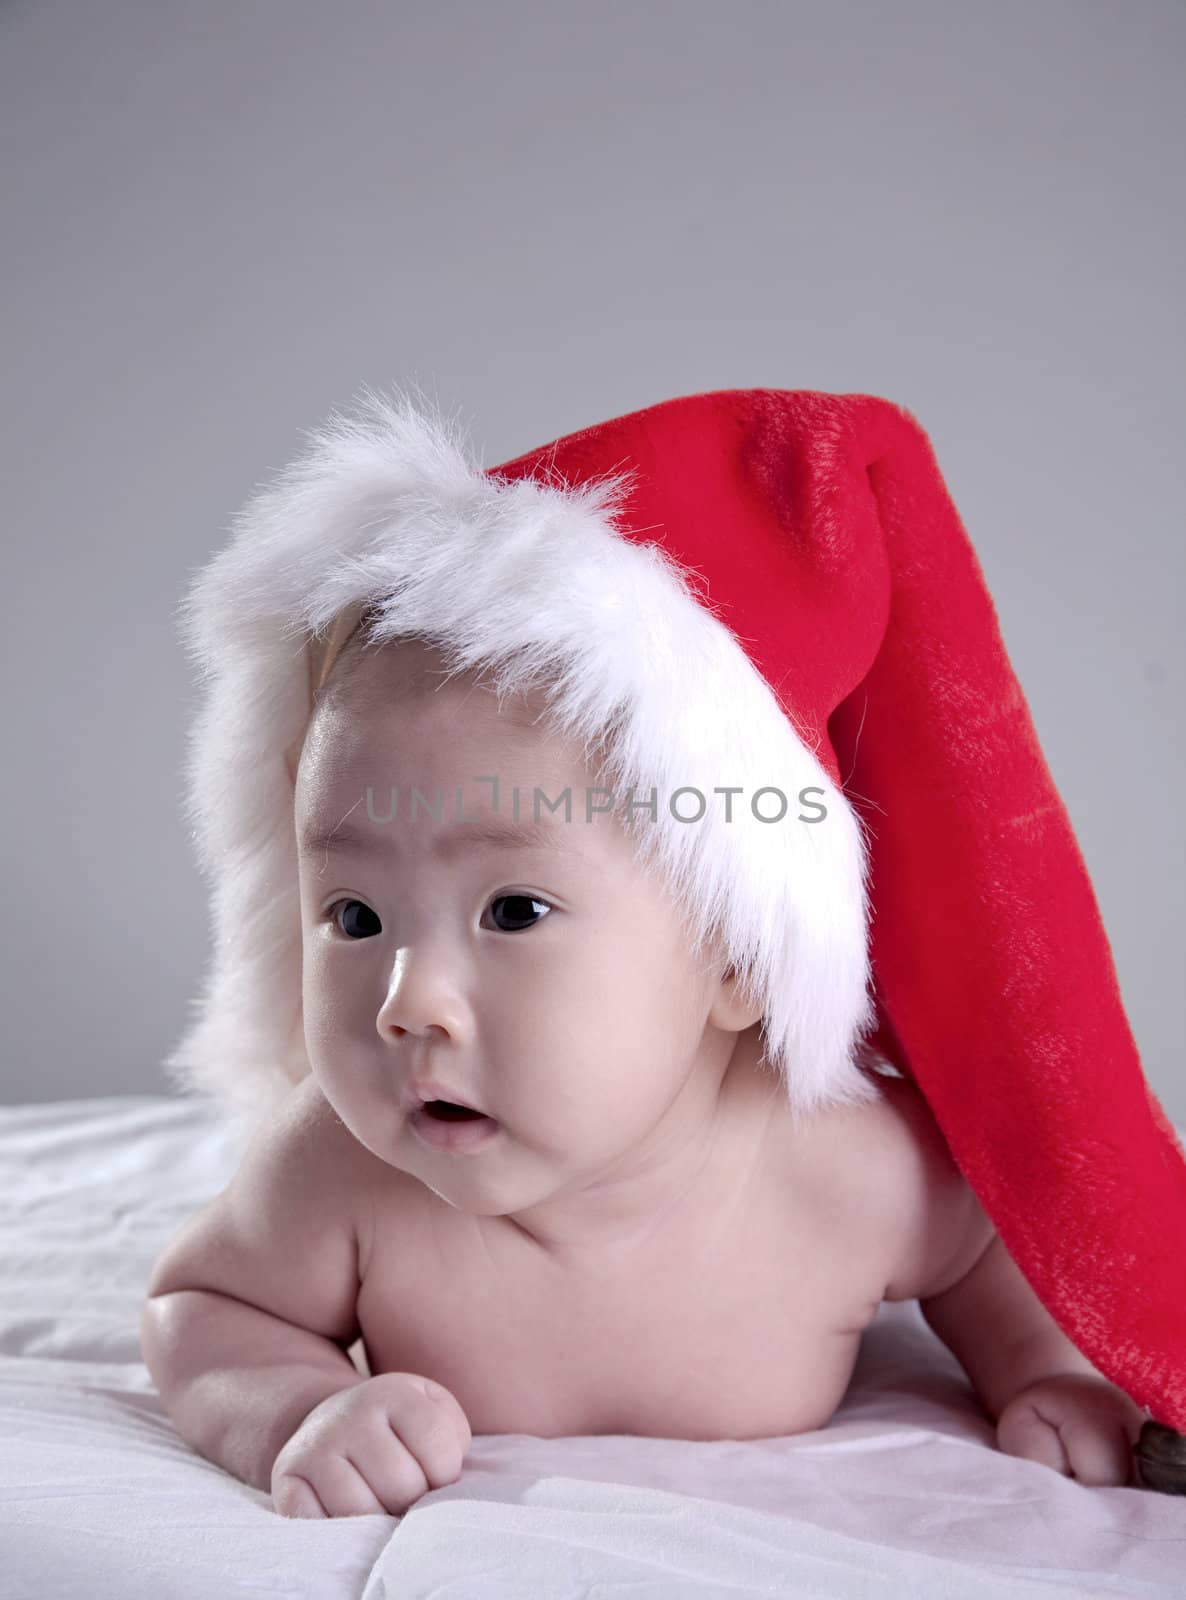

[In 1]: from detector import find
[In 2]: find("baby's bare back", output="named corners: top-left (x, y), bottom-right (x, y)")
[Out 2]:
top-left (347, 1077), bottom-right (898, 1441)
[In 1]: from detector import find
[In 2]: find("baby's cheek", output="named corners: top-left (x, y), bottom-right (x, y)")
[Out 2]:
top-left (302, 998), bottom-right (380, 1091)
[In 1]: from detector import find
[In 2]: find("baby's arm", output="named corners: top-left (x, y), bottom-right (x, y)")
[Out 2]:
top-left (918, 1229), bottom-right (1100, 1421)
top-left (918, 1233), bottom-right (1144, 1484)
top-left (140, 1075), bottom-right (369, 1492)
top-left (873, 1075), bottom-right (1142, 1484)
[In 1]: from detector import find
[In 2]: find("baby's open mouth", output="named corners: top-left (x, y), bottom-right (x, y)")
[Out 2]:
top-left (422, 1100), bottom-right (489, 1122)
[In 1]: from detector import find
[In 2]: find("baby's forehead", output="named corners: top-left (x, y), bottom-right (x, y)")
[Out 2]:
top-left (304, 674), bottom-right (580, 797)
top-left (296, 640), bottom-right (633, 851)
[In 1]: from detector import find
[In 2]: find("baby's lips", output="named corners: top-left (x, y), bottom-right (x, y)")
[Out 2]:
top-left (402, 1077), bottom-right (484, 1114)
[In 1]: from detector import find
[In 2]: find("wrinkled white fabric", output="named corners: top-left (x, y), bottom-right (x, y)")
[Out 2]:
top-left (0, 1093), bottom-right (1182, 1599)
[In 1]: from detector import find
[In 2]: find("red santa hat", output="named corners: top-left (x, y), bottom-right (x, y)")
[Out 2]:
top-left (165, 385), bottom-right (1186, 1468)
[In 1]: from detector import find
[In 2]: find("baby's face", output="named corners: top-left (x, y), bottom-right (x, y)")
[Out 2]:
top-left (294, 637), bottom-right (760, 1261)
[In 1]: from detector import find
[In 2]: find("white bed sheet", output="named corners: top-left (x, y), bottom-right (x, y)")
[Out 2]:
top-left (0, 1092), bottom-right (1182, 1599)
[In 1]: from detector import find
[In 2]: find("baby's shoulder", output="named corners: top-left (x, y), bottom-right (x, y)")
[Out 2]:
top-left (780, 1071), bottom-right (995, 1305)
top-left (857, 1072), bottom-right (996, 1302)
top-left (768, 1067), bottom-right (918, 1198)
top-left (145, 1074), bottom-right (380, 1344)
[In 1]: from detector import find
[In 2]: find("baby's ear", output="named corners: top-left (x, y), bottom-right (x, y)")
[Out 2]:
top-left (708, 962), bottom-right (765, 1033)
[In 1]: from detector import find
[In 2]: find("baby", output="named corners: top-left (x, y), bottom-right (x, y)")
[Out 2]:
top-left (141, 631), bottom-right (1146, 1517)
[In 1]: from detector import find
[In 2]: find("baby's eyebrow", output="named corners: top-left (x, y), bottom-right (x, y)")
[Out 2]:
top-left (297, 810), bottom-right (581, 862)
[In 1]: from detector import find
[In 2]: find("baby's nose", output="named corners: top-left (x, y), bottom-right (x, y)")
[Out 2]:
top-left (375, 947), bottom-right (469, 1043)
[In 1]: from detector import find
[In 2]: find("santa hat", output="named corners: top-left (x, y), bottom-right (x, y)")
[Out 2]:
top-left (165, 385), bottom-right (1186, 1472)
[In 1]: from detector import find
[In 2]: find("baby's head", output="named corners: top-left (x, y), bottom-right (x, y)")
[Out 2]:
top-left (293, 625), bottom-right (767, 1257)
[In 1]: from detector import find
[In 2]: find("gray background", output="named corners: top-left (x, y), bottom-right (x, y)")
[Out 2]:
top-left (2, 1), bottom-right (1182, 1120)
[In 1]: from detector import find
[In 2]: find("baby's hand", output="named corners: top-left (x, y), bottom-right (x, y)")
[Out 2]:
top-left (995, 1373), bottom-right (1144, 1487)
top-left (271, 1372), bottom-right (473, 1518)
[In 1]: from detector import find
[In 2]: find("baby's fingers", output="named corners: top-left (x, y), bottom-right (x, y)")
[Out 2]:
top-left (998, 1398), bottom-right (1134, 1486)
top-left (1059, 1415), bottom-right (1136, 1487)
top-left (385, 1381), bottom-right (471, 1492)
top-left (275, 1446), bottom-right (408, 1519)
top-left (998, 1403), bottom-right (1071, 1476)
top-left (340, 1414), bottom-right (435, 1515)
top-left (272, 1471), bottom-right (329, 1519)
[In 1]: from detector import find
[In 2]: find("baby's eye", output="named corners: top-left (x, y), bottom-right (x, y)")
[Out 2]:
top-left (326, 899), bottom-right (381, 940)
top-left (324, 895), bottom-right (552, 940)
top-left (484, 893), bottom-right (552, 933)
